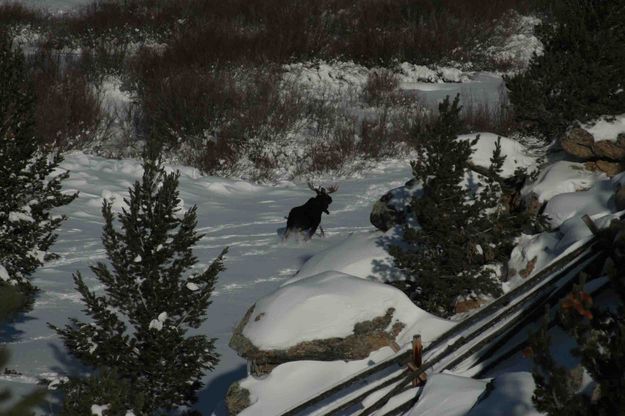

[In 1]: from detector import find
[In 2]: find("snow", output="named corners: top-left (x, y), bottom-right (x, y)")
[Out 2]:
top-left (3, 151), bottom-right (423, 414)
top-left (484, 14), bottom-right (543, 71)
top-left (544, 179), bottom-right (615, 228)
top-left (148, 319), bottom-right (163, 331)
top-left (0, 264), bottom-right (9, 282)
top-left (584, 114), bottom-right (625, 142)
top-left (521, 161), bottom-right (605, 203)
top-left (8, 211), bottom-right (35, 223)
top-left (186, 282), bottom-right (200, 291)
top-left (467, 372), bottom-right (539, 416)
top-left (242, 271), bottom-right (452, 350)
top-left (149, 312), bottom-right (168, 331)
top-left (290, 231), bottom-right (399, 283)
top-left (91, 404), bottom-right (110, 416)
top-left (406, 373), bottom-right (489, 416)
top-left (236, 351), bottom-right (394, 416)
top-left (458, 133), bottom-right (537, 178)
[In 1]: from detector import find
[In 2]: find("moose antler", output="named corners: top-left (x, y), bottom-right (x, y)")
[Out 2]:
top-left (307, 181), bottom-right (339, 195)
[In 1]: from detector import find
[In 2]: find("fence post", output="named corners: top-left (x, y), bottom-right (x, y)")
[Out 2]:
top-left (408, 334), bottom-right (427, 387)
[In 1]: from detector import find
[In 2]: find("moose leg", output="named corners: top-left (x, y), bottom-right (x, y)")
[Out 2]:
top-left (306, 226), bottom-right (317, 240)
top-left (318, 225), bottom-right (325, 237)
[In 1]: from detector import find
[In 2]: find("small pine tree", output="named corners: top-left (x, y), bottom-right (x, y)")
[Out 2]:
top-left (0, 286), bottom-right (45, 415)
top-left (528, 263), bottom-right (625, 415)
top-left (58, 369), bottom-right (145, 416)
top-left (0, 32), bottom-right (77, 295)
top-left (389, 96), bottom-right (504, 317)
top-left (506, 0), bottom-right (625, 140)
top-left (50, 156), bottom-right (226, 414)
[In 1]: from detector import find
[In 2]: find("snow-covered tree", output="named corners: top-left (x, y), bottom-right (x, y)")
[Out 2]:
top-left (0, 32), bottom-right (77, 295)
top-left (0, 285), bottom-right (45, 414)
top-left (528, 242), bottom-right (625, 415)
top-left (389, 96), bottom-right (505, 317)
top-left (506, 0), bottom-right (625, 140)
top-left (50, 156), bottom-right (226, 414)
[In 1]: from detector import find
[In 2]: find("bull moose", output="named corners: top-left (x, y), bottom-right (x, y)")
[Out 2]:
top-left (284, 182), bottom-right (338, 240)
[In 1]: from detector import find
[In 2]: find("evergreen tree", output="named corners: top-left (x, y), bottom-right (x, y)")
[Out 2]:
top-left (528, 228), bottom-right (625, 415)
top-left (58, 369), bottom-right (144, 416)
top-left (0, 286), bottom-right (45, 415)
top-left (389, 96), bottom-right (504, 317)
top-left (50, 156), bottom-right (226, 414)
top-left (0, 32), bottom-right (77, 295)
top-left (506, 0), bottom-right (625, 140)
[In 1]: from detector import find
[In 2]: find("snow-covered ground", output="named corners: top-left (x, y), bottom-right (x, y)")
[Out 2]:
top-left (0, 151), bottom-right (417, 414)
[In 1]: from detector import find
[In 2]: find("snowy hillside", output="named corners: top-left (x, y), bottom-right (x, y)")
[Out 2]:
top-left (0, 151), bottom-right (418, 414)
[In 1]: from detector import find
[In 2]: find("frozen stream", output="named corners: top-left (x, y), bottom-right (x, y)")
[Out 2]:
top-left (1, 152), bottom-right (414, 414)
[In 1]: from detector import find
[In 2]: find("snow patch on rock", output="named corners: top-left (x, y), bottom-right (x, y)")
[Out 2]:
top-left (522, 161), bottom-right (605, 203)
top-left (243, 271), bottom-right (452, 350)
top-left (458, 133), bottom-right (537, 178)
top-left (584, 114), bottom-right (625, 142)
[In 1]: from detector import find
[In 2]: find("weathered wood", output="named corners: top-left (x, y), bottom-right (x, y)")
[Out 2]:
top-left (582, 214), bottom-right (601, 236)
top-left (411, 335), bottom-right (426, 387)
top-left (281, 212), bottom-right (619, 416)
top-left (357, 250), bottom-right (599, 416)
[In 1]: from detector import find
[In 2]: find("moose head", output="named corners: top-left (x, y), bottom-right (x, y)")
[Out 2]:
top-left (284, 182), bottom-right (339, 239)
top-left (307, 182), bottom-right (338, 215)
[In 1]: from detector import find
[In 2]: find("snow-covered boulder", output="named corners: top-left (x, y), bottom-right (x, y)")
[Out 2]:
top-left (521, 161), bottom-right (606, 213)
top-left (467, 372), bottom-right (540, 416)
top-left (544, 179), bottom-right (615, 228)
top-left (229, 271), bottom-right (452, 375)
top-left (458, 133), bottom-right (536, 179)
top-left (405, 373), bottom-right (489, 416)
top-left (289, 231), bottom-right (400, 283)
top-left (370, 178), bottom-right (421, 232)
top-left (561, 116), bottom-right (625, 176)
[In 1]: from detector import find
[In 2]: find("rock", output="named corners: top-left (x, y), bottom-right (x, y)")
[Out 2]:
top-left (585, 160), bottom-right (625, 177)
top-left (454, 296), bottom-right (488, 314)
top-left (615, 185), bottom-right (625, 211)
top-left (560, 126), bottom-right (625, 176)
top-left (593, 134), bottom-right (625, 160)
top-left (369, 179), bottom-right (420, 232)
top-left (225, 382), bottom-right (251, 416)
top-left (370, 197), bottom-right (405, 232)
top-left (229, 306), bottom-right (405, 375)
top-left (561, 128), bottom-right (595, 159)
top-left (519, 256), bottom-right (537, 279)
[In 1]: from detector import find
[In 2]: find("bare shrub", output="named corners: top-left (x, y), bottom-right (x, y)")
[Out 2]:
top-left (53, 0), bottom-right (536, 66)
top-left (306, 121), bottom-right (359, 174)
top-left (362, 70), bottom-right (400, 107)
top-left (28, 48), bottom-right (105, 150)
top-left (0, 1), bottom-right (41, 26)
top-left (460, 92), bottom-right (517, 136)
top-left (133, 59), bottom-right (307, 174)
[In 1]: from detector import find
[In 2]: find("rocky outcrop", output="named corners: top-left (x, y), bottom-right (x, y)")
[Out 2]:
top-left (225, 382), bottom-right (251, 416)
top-left (454, 296), bottom-right (488, 314)
top-left (370, 179), bottom-right (420, 232)
top-left (585, 160), bottom-right (625, 177)
top-left (561, 127), bottom-right (625, 176)
top-left (229, 306), bottom-right (405, 376)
